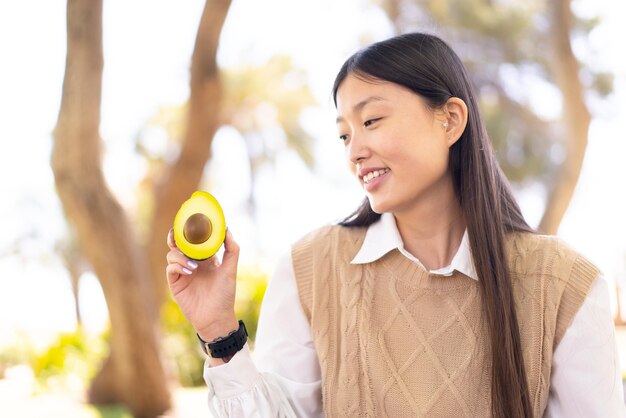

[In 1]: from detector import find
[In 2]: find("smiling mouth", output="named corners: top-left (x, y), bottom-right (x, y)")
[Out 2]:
top-left (362, 168), bottom-right (390, 184)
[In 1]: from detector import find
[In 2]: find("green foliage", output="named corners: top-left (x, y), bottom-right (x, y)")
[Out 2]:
top-left (93, 404), bottom-right (134, 418)
top-left (0, 266), bottom-right (267, 392)
top-left (137, 55), bottom-right (317, 172)
top-left (29, 327), bottom-right (107, 385)
top-left (0, 334), bottom-right (35, 378)
top-left (162, 298), bottom-right (206, 387)
top-left (161, 264), bottom-right (268, 387)
top-left (481, 95), bottom-right (554, 184)
top-left (234, 264), bottom-right (268, 347)
top-left (222, 55), bottom-right (318, 169)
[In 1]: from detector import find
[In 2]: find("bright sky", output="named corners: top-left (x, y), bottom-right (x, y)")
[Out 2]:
top-left (0, 0), bottom-right (624, 354)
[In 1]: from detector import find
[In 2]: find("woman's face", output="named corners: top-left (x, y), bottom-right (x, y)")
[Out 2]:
top-left (335, 74), bottom-right (454, 216)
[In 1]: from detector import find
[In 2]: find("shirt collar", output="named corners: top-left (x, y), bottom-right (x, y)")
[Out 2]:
top-left (350, 212), bottom-right (479, 280)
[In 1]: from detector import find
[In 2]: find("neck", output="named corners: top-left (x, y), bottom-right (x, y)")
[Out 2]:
top-left (393, 184), bottom-right (465, 271)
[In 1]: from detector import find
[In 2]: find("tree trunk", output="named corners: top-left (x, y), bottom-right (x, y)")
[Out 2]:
top-left (148, 0), bottom-right (232, 307)
top-left (537, 0), bottom-right (591, 234)
top-left (51, 1), bottom-right (171, 417)
top-left (61, 242), bottom-right (85, 326)
top-left (381, 0), bottom-right (401, 31)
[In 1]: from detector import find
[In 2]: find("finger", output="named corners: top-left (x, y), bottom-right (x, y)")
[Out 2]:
top-left (166, 263), bottom-right (191, 287)
top-left (167, 228), bottom-right (178, 250)
top-left (221, 228), bottom-right (240, 276)
top-left (207, 253), bottom-right (220, 266)
top-left (166, 249), bottom-right (199, 272)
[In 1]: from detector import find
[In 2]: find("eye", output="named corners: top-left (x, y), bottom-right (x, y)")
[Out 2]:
top-left (339, 133), bottom-right (349, 142)
top-left (364, 118), bottom-right (381, 128)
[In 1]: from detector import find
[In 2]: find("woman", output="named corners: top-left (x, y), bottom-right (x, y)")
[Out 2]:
top-left (166, 32), bottom-right (625, 417)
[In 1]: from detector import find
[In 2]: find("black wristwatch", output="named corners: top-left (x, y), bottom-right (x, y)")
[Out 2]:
top-left (197, 320), bottom-right (248, 359)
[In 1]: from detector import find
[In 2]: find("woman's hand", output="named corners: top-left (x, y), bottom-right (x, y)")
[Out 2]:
top-left (166, 228), bottom-right (239, 345)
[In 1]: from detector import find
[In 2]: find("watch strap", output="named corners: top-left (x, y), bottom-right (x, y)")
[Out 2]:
top-left (197, 320), bottom-right (248, 359)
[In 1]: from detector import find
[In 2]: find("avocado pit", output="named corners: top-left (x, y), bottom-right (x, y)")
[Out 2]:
top-left (183, 213), bottom-right (213, 244)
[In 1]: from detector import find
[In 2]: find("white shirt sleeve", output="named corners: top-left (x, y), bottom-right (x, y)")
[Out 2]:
top-left (203, 252), bottom-right (323, 417)
top-left (545, 275), bottom-right (626, 417)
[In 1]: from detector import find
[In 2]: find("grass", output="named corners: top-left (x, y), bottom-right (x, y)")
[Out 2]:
top-left (94, 405), bottom-right (134, 418)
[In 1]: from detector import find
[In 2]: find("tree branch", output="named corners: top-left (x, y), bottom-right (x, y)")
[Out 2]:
top-left (537, 0), bottom-right (591, 234)
top-left (148, 0), bottom-right (232, 306)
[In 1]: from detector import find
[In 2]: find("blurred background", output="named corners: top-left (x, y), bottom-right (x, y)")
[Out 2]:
top-left (0, 0), bottom-right (625, 416)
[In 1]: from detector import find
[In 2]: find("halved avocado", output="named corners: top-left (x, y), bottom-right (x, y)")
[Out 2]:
top-left (173, 191), bottom-right (226, 260)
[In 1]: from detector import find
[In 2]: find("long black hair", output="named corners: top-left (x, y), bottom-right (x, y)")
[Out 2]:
top-left (333, 33), bottom-right (535, 418)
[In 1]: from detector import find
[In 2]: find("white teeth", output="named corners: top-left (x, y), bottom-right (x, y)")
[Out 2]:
top-left (362, 169), bottom-right (389, 184)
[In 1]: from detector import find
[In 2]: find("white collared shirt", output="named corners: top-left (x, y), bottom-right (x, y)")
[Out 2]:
top-left (351, 212), bottom-right (478, 280)
top-left (204, 214), bottom-right (626, 417)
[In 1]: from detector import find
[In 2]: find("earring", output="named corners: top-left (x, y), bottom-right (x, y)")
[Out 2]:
top-left (442, 121), bottom-right (449, 129)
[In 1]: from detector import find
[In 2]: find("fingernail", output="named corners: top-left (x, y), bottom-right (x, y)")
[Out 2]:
top-left (182, 267), bottom-right (192, 275)
top-left (187, 260), bottom-right (198, 269)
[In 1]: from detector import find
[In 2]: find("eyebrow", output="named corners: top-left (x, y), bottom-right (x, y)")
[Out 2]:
top-left (336, 96), bottom-right (387, 123)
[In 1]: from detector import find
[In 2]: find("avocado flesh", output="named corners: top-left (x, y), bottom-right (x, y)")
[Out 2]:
top-left (173, 191), bottom-right (226, 260)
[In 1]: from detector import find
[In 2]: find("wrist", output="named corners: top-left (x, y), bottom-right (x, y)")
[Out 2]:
top-left (197, 319), bottom-right (248, 363)
top-left (196, 316), bottom-right (239, 343)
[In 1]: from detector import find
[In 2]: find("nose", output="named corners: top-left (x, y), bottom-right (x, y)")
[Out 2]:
top-left (347, 133), bottom-right (371, 166)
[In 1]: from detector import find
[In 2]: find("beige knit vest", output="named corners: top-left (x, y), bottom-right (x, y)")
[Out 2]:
top-left (291, 225), bottom-right (599, 418)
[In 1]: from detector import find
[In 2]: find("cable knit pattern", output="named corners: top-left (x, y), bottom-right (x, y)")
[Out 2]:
top-left (339, 260), bottom-right (363, 416)
top-left (291, 226), bottom-right (600, 418)
top-left (359, 263), bottom-right (376, 417)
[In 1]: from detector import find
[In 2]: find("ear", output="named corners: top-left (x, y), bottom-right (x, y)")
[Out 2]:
top-left (441, 97), bottom-right (468, 147)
